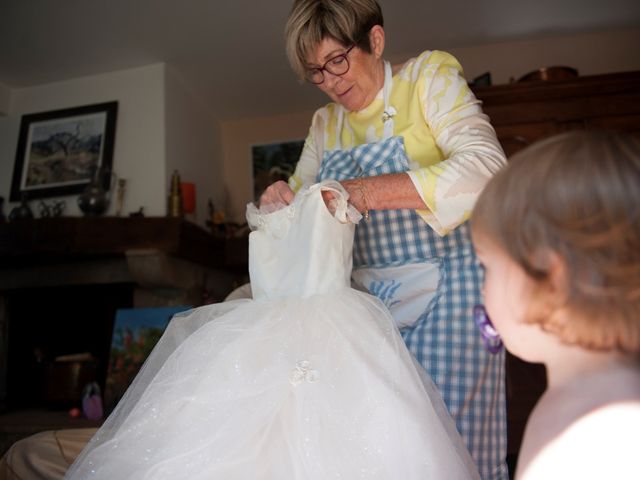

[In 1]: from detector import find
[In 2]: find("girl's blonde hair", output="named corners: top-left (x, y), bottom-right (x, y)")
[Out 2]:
top-left (472, 131), bottom-right (640, 353)
top-left (284, 0), bottom-right (383, 81)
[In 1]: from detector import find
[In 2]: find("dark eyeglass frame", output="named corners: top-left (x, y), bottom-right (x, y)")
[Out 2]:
top-left (305, 45), bottom-right (356, 85)
top-left (473, 304), bottom-right (503, 354)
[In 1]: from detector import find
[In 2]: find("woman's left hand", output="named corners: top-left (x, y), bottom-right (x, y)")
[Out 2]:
top-left (340, 173), bottom-right (427, 214)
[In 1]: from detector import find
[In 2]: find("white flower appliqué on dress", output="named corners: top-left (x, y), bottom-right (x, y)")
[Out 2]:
top-left (289, 360), bottom-right (319, 386)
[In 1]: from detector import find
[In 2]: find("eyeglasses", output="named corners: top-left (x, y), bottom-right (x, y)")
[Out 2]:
top-left (305, 45), bottom-right (355, 85)
top-left (473, 305), bottom-right (503, 354)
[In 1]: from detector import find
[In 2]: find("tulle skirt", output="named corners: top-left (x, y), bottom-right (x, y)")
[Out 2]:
top-left (66, 290), bottom-right (479, 479)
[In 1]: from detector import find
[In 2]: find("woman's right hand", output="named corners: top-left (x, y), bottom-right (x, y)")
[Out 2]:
top-left (259, 180), bottom-right (295, 208)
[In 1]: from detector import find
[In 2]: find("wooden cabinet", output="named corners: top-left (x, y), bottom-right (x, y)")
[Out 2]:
top-left (472, 71), bottom-right (640, 458)
top-left (474, 70), bottom-right (640, 157)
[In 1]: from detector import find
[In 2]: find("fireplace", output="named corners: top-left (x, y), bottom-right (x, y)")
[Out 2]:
top-left (5, 283), bottom-right (133, 410)
top-left (0, 217), bottom-right (248, 416)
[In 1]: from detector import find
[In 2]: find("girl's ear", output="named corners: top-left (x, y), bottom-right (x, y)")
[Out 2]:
top-left (546, 251), bottom-right (568, 304)
top-left (369, 25), bottom-right (385, 59)
top-left (526, 249), bottom-right (568, 324)
top-left (535, 250), bottom-right (570, 326)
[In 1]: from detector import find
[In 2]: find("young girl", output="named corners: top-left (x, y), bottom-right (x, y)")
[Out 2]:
top-left (470, 130), bottom-right (640, 479)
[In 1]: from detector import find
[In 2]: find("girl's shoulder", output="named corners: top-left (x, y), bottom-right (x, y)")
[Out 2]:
top-left (518, 374), bottom-right (640, 479)
top-left (518, 402), bottom-right (640, 479)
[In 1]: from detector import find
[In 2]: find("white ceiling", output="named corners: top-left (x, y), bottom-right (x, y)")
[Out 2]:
top-left (1, 0), bottom-right (639, 121)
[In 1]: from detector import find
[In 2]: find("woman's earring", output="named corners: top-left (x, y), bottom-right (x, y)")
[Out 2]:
top-left (473, 305), bottom-right (503, 354)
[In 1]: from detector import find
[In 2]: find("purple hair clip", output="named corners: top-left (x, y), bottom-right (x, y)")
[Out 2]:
top-left (473, 304), bottom-right (503, 354)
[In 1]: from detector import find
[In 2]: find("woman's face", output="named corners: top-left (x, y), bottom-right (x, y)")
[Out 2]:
top-left (306, 32), bottom-right (385, 112)
top-left (474, 231), bottom-right (550, 362)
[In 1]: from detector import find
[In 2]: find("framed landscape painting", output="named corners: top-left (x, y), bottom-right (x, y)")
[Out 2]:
top-left (10, 101), bottom-right (118, 201)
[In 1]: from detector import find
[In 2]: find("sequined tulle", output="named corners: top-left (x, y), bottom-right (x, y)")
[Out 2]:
top-left (66, 181), bottom-right (479, 480)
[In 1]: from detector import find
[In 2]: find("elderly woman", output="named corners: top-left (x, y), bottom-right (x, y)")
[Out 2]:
top-left (1, 1), bottom-right (506, 478)
top-left (261, 1), bottom-right (508, 479)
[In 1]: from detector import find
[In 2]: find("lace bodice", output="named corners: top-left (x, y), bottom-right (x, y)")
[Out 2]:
top-left (246, 181), bottom-right (361, 300)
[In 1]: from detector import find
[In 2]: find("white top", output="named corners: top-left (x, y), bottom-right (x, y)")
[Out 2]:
top-left (246, 181), bottom-right (360, 299)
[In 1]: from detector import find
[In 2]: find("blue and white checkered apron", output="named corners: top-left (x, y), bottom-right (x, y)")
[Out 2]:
top-left (317, 132), bottom-right (508, 480)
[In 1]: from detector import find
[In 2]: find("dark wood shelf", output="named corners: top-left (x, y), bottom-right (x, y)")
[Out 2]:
top-left (473, 70), bottom-right (640, 157)
top-left (0, 217), bottom-right (248, 272)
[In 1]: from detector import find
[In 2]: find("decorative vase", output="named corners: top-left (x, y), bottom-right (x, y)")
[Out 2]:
top-left (9, 194), bottom-right (34, 221)
top-left (78, 167), bottom-right (110, 216)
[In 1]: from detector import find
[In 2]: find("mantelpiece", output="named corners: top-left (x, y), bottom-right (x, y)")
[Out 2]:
top-left (0, 217), bottom-right (247, 271)
top-left (0, 217), bottom-right (248, 301)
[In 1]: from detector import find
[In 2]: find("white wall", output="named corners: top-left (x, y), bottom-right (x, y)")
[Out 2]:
top-left (220, 27), bottom-right (640, 223)
top-left (165, 66), bottom-right (224, 226)
top-left (220, 110), bottom-right (315, 222)
top-left (444, 27), bottom-right (640, 85)
top-left (0, 82), bottom-right (9, 116)
top-left (0, 64), bottom-right (166, 218)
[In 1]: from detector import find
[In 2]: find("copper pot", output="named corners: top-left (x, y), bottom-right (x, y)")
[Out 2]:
top-left (43, 359), bottom-right (99, 407)
top-left (518, 66), bottom-right (578, 83)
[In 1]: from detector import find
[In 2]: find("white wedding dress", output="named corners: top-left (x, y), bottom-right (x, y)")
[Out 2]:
top-left (66, 181), bottom-right (479, 480)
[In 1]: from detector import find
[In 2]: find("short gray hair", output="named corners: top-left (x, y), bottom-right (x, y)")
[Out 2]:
top-left (284, 0), bottom-right (383, 81)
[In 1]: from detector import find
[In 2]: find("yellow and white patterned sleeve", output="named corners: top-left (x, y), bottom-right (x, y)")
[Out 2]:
top-left (407, 51), bottom-right (506, 236)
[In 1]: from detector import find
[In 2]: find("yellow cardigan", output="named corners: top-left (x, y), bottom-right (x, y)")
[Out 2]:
top-left (290, 50), bottom-right (506, 235)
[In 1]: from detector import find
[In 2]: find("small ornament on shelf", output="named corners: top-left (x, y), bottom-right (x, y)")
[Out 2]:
top-left (37, 200), bottom-right (66, 218)
top-left (51, 200), bottom-right (66, 217)
top-left (168, 170), bottom-right (183, 218)
top-left (206, 199), bottom-right (227, 237)
top-left (38, 200), bottom-right (52, 218)
top-left (78, 166), bottom-right (111, 216)
top-left (115, 178), bottom-right (127, 216)
top-left (129, 207), bottom-right (145, 218)
top-left (9, 193), bottom-right (34, 221)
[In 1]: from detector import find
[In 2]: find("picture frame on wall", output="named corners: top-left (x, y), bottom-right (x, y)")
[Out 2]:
top-left (9, 101), bottom-right (118, 201)
top-left (251, 139), bottom-right (304, 201)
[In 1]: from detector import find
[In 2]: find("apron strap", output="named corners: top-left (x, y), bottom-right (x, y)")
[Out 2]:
top-left (334, 107), bottom-right (344, 150)
top-left (332, 60), bottom-right (396, 149)
top-left (382, 61), bottom-right (396, 140)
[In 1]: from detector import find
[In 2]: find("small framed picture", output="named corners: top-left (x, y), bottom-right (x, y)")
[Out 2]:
top-left (252, 139), bottom-right (304, 201)
top-left (10, 101), bottom-right (118, 201)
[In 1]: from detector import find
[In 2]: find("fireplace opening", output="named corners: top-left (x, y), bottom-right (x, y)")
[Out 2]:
top-left (5, 283), bottom-right (134, 412)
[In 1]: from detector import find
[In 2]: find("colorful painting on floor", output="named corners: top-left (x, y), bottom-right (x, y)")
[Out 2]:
top-left (104, 305), bottom-right (191, 413)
